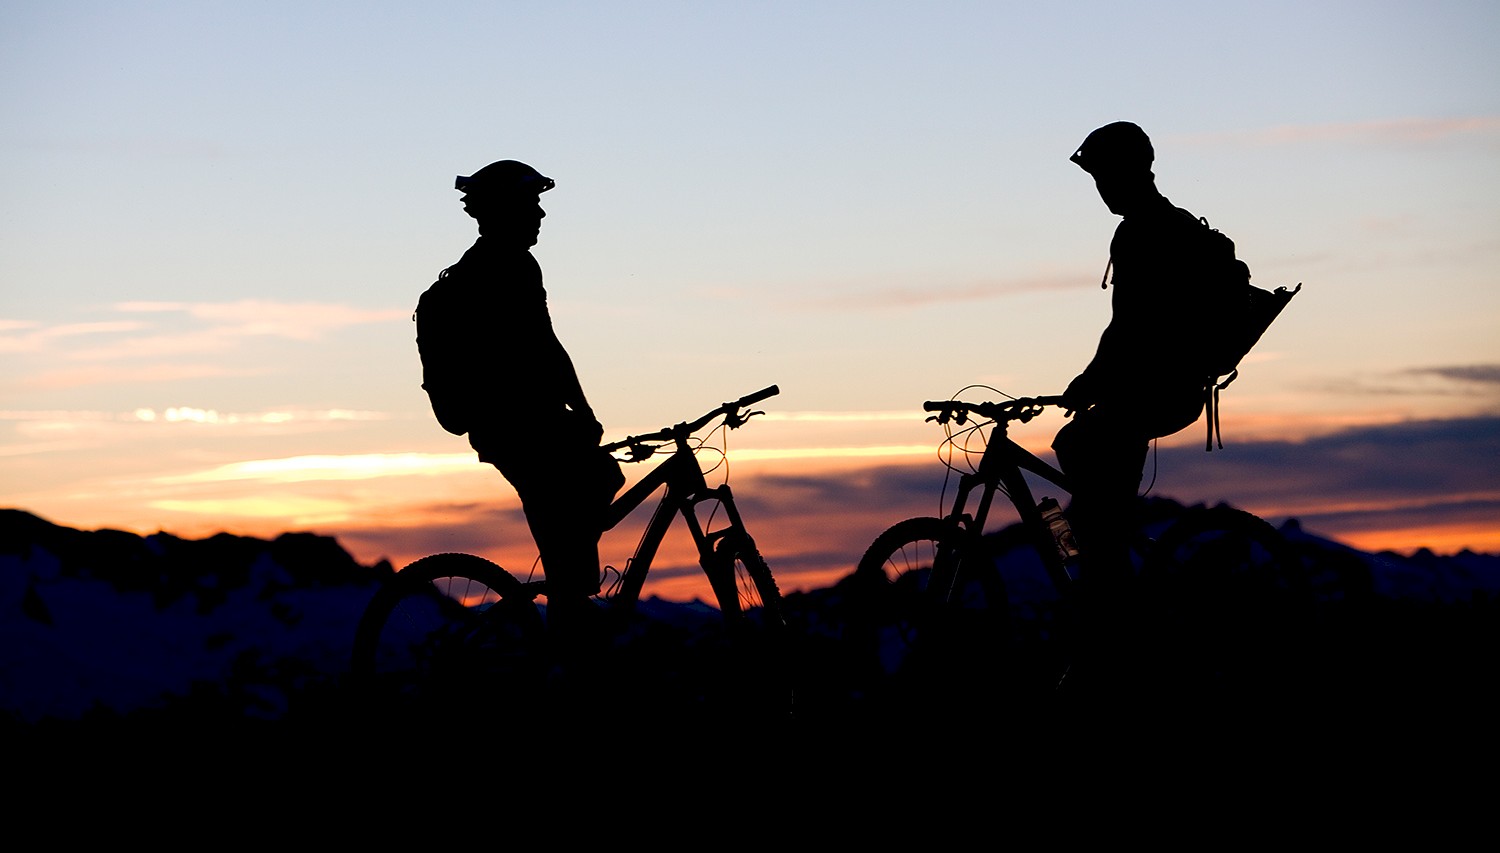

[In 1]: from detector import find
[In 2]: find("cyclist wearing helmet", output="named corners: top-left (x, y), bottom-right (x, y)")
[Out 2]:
top-left (1053, 122), bottom-right (1231, 690)
top-left (415, 159), bottom-right (624, 655)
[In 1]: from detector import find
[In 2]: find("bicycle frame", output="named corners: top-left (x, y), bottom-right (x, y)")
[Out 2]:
top-left (504, 383), bottom-right (775, 613)
top-left (930, 398), bottom-right (1077, 597)
top-left (349, 387), bottom-right (784, 698)
top-left (850, 393), bottom-right (1308, 701)
top-left (600, 432), bottom-right (754, 607)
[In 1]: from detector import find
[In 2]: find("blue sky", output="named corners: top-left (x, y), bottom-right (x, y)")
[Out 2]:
top-left (3, 2), bottom-right (1498, 597)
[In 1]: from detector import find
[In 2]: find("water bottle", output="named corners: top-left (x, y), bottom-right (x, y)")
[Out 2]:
top-left (1038, 497), bottom-right (1081, 563)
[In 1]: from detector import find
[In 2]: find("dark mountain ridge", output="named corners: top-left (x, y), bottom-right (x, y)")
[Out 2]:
top-left (3, 501), bottom-right (1497, 733)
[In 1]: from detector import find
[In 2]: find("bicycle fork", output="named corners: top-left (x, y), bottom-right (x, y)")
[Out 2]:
top-left (689, 484), bottom-right (760, 616)
top-left (929, 468), bottom-right (994, 603)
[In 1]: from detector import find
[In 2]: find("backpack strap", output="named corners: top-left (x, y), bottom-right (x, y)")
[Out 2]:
top-left (1204, 369), bottom-right (1239, 451)
top-left (1204, 382), bottom-right (1220, 451)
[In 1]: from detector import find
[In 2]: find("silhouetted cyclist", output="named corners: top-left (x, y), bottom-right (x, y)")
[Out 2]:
top-left (1052, 122), bottom-right (1231, 690)
top-left (414, 159), bottom-right (624, 658)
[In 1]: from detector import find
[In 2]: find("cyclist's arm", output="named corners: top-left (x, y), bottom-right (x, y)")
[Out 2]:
top-left (537, 328), bottom-right (604, 442)
top-left (1063, 320), bottom-right (1128, 411)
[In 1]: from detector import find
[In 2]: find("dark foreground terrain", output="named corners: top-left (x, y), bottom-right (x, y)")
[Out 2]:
top-left (4, 501), bottom-right (1498, 796)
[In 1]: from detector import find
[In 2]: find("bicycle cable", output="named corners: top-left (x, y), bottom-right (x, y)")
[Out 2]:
top-left (1141, 437), bottom-right (1159, 497)
top-left (692, 420), bottom-right (738, 533)
top-left (599, 564), bottom-right (624, 600)
top-left (935, 384), bottom-right (1020, 515)
top-left (937, 383), bottom-right (1014, 477)
top-left (695, 420), bottom-right (731, 479)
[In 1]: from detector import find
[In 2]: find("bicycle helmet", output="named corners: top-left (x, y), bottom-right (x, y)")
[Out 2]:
top-left (1070, 122), bottom-right (1154, 175)
top-left (455, 160), bottom-right (556, 195)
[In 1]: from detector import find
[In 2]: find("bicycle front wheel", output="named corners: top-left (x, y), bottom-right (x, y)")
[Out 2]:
top-left (350, 553), bottom-right (545, 721)
top-left (849, 517), bottom-right (1011, 684)
top-left (707, 533), bottom-right (785, 628)
top-left (684, 536), bottom-right (798, 722)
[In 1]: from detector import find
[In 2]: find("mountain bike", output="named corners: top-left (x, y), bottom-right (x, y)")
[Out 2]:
top-left (845, 388), bottom-right (1308, 703)
top-left (350, 385), bottom-right (788, 720)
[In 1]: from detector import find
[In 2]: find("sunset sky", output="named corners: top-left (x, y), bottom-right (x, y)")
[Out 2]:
top-left (4, 1), bottom-right (1497, 604)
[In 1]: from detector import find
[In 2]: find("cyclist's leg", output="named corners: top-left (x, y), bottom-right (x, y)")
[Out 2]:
top-left (1052, 412), bottom-right (1148, 581)
top-left (1052, 411), bottom-right (1151, 694)
top-left (494, 442), bottom-right (631, 721)
top-left (495, 452), bottom-right (607, 613)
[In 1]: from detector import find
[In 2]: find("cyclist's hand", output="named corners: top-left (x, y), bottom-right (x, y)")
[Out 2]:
top-left (1060, 374), bottom-right (1096, 417)
top-left (562, 407), bottom-right (605, 445)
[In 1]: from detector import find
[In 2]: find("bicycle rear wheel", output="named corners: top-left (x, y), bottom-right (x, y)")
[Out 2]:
top-left (350, 553), bottom-right (545, 721)
top-left (1139, 505), bottom-right (1311, 699)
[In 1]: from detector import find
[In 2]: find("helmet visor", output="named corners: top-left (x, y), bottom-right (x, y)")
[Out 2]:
top-left (454, 172), bottom-right (556, 194)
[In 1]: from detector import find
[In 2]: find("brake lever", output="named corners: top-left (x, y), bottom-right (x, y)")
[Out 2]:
top-left (625, 442), bottom-right (657, 462)
top-left (724, 407), bottom-right (764, 429)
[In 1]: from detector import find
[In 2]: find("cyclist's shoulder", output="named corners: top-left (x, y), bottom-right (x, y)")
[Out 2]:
top-left (417, 270), bottom-right (459, 305)
top-left (1116, 200), bottom-right (1228, 258)
top-left (1120, 197), bottom-right (1201, 230)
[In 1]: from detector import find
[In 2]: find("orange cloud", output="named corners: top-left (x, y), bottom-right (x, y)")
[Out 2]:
top-left (0, 320), bottom-right (145, 354)
top-left (13, 414), bottom-right (1495, 606)
top-left (159, 452), bottom-right (475, 484)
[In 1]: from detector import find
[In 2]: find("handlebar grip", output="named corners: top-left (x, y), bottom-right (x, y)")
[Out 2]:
top-left (738, 385), bottom-right (780, 407)
top-left (922, 401), bottom-right (948, 412)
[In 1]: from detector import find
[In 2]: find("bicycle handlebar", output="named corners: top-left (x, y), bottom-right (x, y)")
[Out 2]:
top-left (602, 385), bottom-right (780, 456)
top-left (923, 394), bottom-right (1068, 426)
top-left (735, 384), bottom-right (781, 410)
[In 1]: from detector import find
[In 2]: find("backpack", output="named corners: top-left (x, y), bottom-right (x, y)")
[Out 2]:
top-left (414, 268), bottom-right (473, 437)
top-left (1191, 215), bottom-right (1300, 451)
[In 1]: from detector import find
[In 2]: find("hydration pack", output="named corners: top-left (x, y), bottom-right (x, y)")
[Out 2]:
top-left (1192, 216), bottom-right (1300, 451)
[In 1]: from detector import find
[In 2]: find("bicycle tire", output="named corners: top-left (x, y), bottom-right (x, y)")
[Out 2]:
top-left (1138, 505), bottom-right (1311, 697)
top-left (350, 553), bottom-right (545, 719)
top-left (701, 533), bottom-right (795, 718)
top-left (848, 517), bottom-right (1013, 684)
top-left (707, 532), bottom-right (786, 628)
